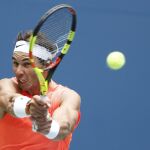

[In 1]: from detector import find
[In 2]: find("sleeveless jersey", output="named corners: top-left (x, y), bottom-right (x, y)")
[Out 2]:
top-left (0, 78), bottom-right (80, 150)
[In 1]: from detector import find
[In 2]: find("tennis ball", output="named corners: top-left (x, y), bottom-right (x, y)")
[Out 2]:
top-left (106, 51), bottom-right (126, 70)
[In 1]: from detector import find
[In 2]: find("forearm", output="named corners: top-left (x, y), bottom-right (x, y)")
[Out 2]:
top-left (53, 120), bottom-right (72, 140)
top-left (47, 91), bottom-right (81, 141)
top-left (0, 92), bottom-right (10, 118)
top-left (0, 92), bottom-right (23, 118)
top-left (55, 92), bottom-right (81, 140)
top-left (51, 108), bottom-right (79, 140)
top-left (0, 78), bottom-right (20, 118)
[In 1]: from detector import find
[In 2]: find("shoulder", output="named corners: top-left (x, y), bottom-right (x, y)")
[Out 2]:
top-left (0, 77), bottom-right (16, 86)
top-left (51, 80), bottom-right (81, 101)
top-left (0, 77), bottom-right (19, 93)
top-left (59, 85), bottom-right (81, 111)
top-left (48, 81), bottom-right (81, 109)
top-left (0, 78), bottom-right (12, 86)
top-left (63, 86), bottom-right (80, 99)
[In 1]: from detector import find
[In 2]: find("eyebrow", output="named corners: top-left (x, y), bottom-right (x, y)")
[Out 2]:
top-left (12, 56), bottom-right (30, 62)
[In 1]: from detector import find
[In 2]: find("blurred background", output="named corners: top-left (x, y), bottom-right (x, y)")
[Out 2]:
top-left (0, 0), bottom-right (150, 149)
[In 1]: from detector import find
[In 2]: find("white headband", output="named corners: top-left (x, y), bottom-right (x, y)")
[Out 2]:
top-left (13, 40), bottom-right (57, 60)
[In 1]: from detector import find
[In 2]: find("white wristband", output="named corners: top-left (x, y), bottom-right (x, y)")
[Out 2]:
top-left (46, 120), bottom-right (60, 139)
top-left (13, 96), bottom-right (31, 118)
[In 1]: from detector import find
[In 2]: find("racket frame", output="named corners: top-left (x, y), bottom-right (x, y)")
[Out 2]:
top-left (29, 4), bottom-right (77, 95)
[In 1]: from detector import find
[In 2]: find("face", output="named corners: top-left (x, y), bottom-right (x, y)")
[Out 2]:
top-left (12, 52), bottom-right (47, 94)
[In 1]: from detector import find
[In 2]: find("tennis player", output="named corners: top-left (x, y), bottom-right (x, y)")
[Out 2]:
top-left (0, 31), bottom-right (81, 150)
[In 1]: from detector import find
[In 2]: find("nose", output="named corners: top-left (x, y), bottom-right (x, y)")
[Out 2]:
top-left (15, 65), bottom-right (25, 76)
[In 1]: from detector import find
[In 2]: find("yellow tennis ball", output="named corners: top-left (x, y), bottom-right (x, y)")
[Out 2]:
top-left (106, 51), bottom-right (126, 70)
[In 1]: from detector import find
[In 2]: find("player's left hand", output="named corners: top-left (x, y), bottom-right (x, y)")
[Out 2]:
top-left (29, 95), bottom-right (52, 134)
top-left (29, 95), bottom-right (50, 118)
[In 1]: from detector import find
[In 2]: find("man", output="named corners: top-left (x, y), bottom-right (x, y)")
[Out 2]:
top-left (0, 31), bottom-right (81, 150)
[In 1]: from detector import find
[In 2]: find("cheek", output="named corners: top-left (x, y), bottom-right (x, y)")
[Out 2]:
top-left (28, 70), bottom-right (38, 82)
top-left (12, 67), bottom-right (17, 74)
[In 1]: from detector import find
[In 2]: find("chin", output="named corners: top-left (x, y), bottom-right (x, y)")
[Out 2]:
top-left (19, 83), bottom-right (32, 92)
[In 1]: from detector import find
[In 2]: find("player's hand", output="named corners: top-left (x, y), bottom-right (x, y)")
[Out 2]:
top-left (31, 115), bottom-right (52, 135)
top-left (29, 95), bottom-right (50, 118)
top-left (29, 95), bottom-right (52, 134)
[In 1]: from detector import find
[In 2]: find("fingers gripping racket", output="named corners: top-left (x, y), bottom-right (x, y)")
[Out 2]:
top-left (28, 4), bottom-right (77, 131)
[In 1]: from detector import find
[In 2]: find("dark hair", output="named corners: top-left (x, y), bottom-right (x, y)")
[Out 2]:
top-left (17, 30), bottom-right (56, 51)
top-left (16, 30), bottom-right (55, 65)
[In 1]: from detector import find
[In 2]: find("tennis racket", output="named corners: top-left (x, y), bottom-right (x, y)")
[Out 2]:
top-left (28, 4), bottom-right (77, 131)
top-left (29, 3), bottom-right (76, 95)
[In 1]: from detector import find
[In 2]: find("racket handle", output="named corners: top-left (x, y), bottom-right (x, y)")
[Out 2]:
top-left (32, 95), bottom-right (51, 132)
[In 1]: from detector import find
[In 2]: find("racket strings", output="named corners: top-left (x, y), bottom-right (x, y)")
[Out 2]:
top-left (35, 8), bottom-right (73, 63)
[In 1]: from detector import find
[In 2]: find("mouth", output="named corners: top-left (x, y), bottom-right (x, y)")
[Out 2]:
top-left (17, 78), bottom-right (31, 91)
top-left (18, 78), bottom-right (27, 85)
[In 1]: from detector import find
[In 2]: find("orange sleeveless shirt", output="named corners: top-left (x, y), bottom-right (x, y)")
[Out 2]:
top-left (0, 78), bottom-right (80, 150)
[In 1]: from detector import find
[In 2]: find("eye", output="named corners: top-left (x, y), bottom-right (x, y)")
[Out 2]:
top-left (13, 61), bottom-right (19, 67)
top-left (23, 62), bottom-right (31, 67)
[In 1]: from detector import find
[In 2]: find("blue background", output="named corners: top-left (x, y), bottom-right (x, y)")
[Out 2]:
top-left (0, 0), bottom-right (150, 149)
